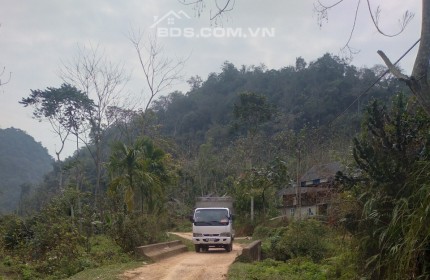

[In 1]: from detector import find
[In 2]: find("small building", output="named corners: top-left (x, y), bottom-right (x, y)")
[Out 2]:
top-left (279, 162), bottom-right (342, 220)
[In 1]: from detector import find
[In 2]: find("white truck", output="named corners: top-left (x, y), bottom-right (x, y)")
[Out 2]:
top-left (190, 196), bottom-right (235, 252)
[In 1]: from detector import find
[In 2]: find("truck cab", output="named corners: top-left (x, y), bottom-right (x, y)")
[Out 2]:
top-left (191, 207), bottom-right (234, 252)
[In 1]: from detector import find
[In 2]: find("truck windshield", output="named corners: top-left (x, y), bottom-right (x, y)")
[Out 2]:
top-left (194, 209), bottom-right (229, 226)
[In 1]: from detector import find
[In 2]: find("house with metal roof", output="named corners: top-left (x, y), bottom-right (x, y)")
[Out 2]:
top-left (279, 162), bottom-right (342, 220)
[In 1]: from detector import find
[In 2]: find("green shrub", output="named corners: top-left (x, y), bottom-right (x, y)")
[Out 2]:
top-left (252, 225), bottom-right (274, 239)
top-left (323, 250), bottom-right (359, 280)
top-left (109, 213), bottom-right (168, 253)
top-left (1, 215), bottom-right (33, 252)
top-left (264, 219), bottom-right (329, 262)
top-left (263, 226), bottom-right (287, 260)
top-left (229, 258), bottom-right (329, 280)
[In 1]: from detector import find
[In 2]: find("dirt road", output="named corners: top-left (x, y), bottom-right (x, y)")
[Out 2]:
top-left (121, 232), bottom-right (242, 280)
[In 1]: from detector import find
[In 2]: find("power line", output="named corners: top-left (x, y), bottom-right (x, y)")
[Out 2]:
top-left (296, 38), bottom-right (421, 175)
top-left (328, 38), bottom-right (421, 128)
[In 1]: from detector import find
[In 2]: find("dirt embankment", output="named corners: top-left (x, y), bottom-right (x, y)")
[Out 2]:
top-left (121, 232), bottom-right (242, 280)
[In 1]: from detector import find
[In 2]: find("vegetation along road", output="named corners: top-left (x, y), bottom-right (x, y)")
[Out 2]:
top-left (121, 233), bottom-right (242, 280)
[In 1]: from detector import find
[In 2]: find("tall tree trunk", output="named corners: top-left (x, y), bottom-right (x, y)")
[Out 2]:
top-left (410, 0), bottom-right (430, 114)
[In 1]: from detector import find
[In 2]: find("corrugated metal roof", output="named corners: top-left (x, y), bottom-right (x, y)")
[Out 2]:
top-left (278, 186), bottom-right (328, 196)
top-left (300, 162), bottom-right (343, 182)
top-left (278, 162), bottom-right (342, 196)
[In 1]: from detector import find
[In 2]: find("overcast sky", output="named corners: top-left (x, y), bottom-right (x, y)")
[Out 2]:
top-left (0, 0), bottom-right (421, 159)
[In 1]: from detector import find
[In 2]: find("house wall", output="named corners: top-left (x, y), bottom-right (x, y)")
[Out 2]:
top-left (282, 205), bottom-right (318, 220)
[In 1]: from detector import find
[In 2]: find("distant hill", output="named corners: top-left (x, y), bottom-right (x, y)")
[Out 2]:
top-left (0, 127), bottom-right (53, 213)
top-left (152, 54), bottom-right (404, 150)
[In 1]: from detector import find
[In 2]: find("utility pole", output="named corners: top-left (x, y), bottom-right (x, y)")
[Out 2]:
top-left (250, 196), bottom-right (254, 223)
top-left (296, 143), bottom-right (302, 220)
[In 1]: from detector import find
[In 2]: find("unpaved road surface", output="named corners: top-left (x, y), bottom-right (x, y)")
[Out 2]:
top-left (121, 232), bottom-right (242, 280)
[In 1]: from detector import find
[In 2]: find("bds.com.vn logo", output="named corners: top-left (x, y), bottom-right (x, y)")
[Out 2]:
top-left (151, 10), bottom-right (275, 39)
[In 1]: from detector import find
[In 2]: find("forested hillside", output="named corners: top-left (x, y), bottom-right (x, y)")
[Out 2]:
top-left (153, 54), bottom-right (403, 152)
top-left (148, 54), bottom-right (407, 201)
top-left (0, 127), bottom-right (53, 213)
top-left (23, 53), bottom-right (405, 207)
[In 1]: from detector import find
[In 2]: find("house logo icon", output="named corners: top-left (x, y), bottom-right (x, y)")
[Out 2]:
top-left (150, 10), bottom-right (191, 28)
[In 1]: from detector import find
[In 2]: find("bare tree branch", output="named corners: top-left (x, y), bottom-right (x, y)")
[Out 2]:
top-left (211, 0), bottom-right (235, 21)
top-left (60, 44), bottom-right (128, 205)
top-left (0, 66), bottom-right (11, 87)
top-left (366, 0), bottom-right (414, 37)
top-left (341, 0), bottom-right (361, 54)
top-left (314, 0), bottom-right (414, 59)
top-left (178, 0), bottom-right (235, 22)
top-left (129, 29), bottom-right (186, 114)
top-left (314, 0), bottom-right (348, 28)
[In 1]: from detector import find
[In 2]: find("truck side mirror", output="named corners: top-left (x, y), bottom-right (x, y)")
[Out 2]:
top-left (230, 214), bottom-right (235, 221)
top-left (188, 215), bottom-right (194, 222)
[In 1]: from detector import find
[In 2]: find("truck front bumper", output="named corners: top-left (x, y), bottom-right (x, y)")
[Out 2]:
top-left (192, 236), bottom-right (232, 245)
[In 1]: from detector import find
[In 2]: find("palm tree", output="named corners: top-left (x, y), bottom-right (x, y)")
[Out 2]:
top-left (108, 140), bottom-right (142, 212)
top-left (137, 138), bottom-right (170, 214)
top-left (107, 138), bottom-right (171, 214)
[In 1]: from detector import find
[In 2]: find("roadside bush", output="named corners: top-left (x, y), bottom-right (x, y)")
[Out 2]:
top-left (109, 213), bottom-right (168, 253)
top-left (264, 227), bottom-right (288, 260)
top-left (1, 215), bottom-right (33, 252)
top-left (28, 199), bottom-right (84, 277)
top-left (252, 225), bottom-right (275, 240)
top-left (324, 250), bottom-right (359, 280)
top-left (85, 234), bottom-right (132, 266)
top-left (229, 257), bottom-right (329, 280)
top-left (265, 219), bottom-right (329, 262)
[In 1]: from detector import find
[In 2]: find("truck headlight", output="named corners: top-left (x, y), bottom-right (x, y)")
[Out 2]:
top-left (193, 233), bottom-right (203, 237)
top-left (220, 232), bottom-right (231, 237)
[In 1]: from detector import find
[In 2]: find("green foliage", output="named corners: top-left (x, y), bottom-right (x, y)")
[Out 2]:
top-left (264, 220), bottom-right (330, 262)
top-left (19, 83), bottom-right (95, 133)
top-left (233, 91), bottom-right (273, 137)
top-left (108, 213), bottom-right (168, 253)
top-left (0, 200), bottom-right (82, 278)
top-left (0, 215), bottom-right (133, 279)
top-left (66, 261), bottom-right (143, 280)
top-left (107, 137), bottom-right (174, 214)
top-left (349, 94), bottom-right (430, 279)
top-left (229, 258), bottom-right (330, 280)
top-left (154, 55), bottom-right (403, 149)
top-left (233, 158), bottom-right (288, 221)
top-left (240, 220), bottom-right (358, 279)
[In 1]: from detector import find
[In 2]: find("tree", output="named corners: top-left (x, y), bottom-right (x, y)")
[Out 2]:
top-left (20, 83), bottom-right (95, 190)
top-left (129, 30), bottom-right (185, 115)
top-left (233, 92), bottom-right (273, 138)
top-left (234, 158), bottom-right (288, 220)
top-left (107, 137), bottom-right (172, 214)
top-left (295, 57), bottom-right (307, 71)
top-left (349, 93), bottom-right (430, 279)
top-left (187, 75), bottom-right (203, 91)
top-left (60, 44), bottom-right (128, 205)
top-left (233, 92), bottom-right (273, 167)
top-left (107, 140), bottom-right (144, 212)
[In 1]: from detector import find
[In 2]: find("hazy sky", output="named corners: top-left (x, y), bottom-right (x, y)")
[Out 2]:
top-left (0, 0), bottom-right (421, 159)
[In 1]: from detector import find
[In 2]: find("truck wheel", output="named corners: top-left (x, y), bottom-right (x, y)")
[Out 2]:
top-left (225, 243), bottom-right (232, 252)
top-left (195, 245), bottom-right (200, 253)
